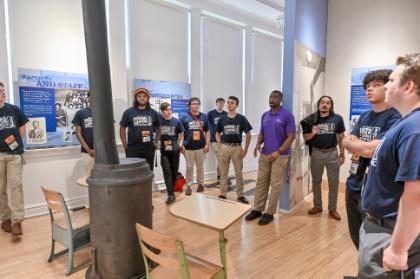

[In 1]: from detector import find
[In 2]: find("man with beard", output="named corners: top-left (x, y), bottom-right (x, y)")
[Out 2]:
top-left (301, 96), bottom-right (345, 221)
top-left (120, 88), bottom-right (161, 171)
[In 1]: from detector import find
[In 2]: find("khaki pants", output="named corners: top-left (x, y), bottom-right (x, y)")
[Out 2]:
top-left (310, 148), bottom-right (340, 211)
top-left (0, 153), bottom-right (24, 223)
top-left (81, 152), bottom-right (95, 176)
top-left (253, 154), bottom-right (289, 215)
top-left (81, 153), bottom-right (94, 208)
top-left (184, 149), bottom-right (205, 185)
top-left (211, 142), bottom-right (221, 176)
top-left (219, 144), bottom-right (244, 197)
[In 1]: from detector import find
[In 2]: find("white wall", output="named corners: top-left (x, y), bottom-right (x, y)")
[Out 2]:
top-left (325, 0), bottom-right (420, 182)
top-left (0, 0), bottom-right (283, 217)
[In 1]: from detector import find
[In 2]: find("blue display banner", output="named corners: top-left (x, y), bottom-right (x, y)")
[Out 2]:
top-left (349, 65), bottom-right (393, 130)
top-left (134, 79), bottom-right (191, 117)
top-left (18, 68), bottom-right (89, 149)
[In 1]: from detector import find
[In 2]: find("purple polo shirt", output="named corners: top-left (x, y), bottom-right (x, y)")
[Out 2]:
top-left (260, 108), bottom-right (296, 155)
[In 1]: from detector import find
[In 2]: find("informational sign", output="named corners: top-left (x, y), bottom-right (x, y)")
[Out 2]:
top-left (349, 65), bottom-right (393, 130)
top-left (18, 68), bottom-right (89, 149)
top-left (134, 79), bottom-right (191, 118)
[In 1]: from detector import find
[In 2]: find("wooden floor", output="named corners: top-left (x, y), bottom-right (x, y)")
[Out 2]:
top-left (0, 171), bottom-right (357, 279)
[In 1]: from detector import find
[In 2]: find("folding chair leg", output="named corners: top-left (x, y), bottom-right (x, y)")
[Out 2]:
top-left (65, 244), bottom-right (75, 276)
top-left (48, 239), bottom-right (56, 262)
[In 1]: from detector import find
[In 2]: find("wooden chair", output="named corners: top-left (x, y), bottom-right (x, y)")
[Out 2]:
top-left (41, 187), bottom-right (91, 276)
top-left (135, 223), bottom-right (224, 279)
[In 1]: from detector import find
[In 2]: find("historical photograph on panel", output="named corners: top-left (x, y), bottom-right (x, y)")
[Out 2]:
top-left (26, 117), bottom-right (47, 145)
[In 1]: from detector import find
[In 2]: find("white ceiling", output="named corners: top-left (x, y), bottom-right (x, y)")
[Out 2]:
top-left (212, 0), bottom-right (284, 22)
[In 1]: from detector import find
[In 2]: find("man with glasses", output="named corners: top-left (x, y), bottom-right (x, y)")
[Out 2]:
top-left (180, 97), bottom-right (210, 195)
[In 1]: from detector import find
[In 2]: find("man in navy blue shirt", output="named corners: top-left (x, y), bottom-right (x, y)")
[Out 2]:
top-left (215, 96), bottom-right (252, 204)
top-left (343, 70), bottom-right (401, 249)
top-left (207, 98), bottom-right (227, 182)
top-left (301, 96), bottom-right (346, 221)
top-left (180, 97), bottom-right (210, 195)
top-left (72, 91), bottom-right (95, 175)
top-left (120, 88), bottom-right (161, 171)
top-left (0, 81), bottom-right (28, 236)
top-left (357, 53), bottom-right (420, 278)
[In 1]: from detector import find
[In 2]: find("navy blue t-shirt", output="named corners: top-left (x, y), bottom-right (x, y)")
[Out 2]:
top-left (361, 108), bottom-right (420, 219)
top-left (346, 108), bottom-right (401, 192)
top-left (119, 107), bottom-right (160, 150)
top-left (302, 113), bottom-right (345, 149)
top-left (180, 112), bottom-right (209, 150)
top-left (207, 109), bottom-right (227, 142)
top-left (159, 116), bottom-right (184, 142)
top-left (216, 114), bottom-right (252, 143)
top-left (72, 108), bottom-right (94, 153)
top-left (0, 103), bottom-right (28, 155)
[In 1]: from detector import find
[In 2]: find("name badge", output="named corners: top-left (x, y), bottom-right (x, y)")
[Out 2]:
top-left (5, 135), bottom-right (19, 151)
top-left (349, 153), bottom-right (360, 175)
top-left (164, 140), bottom-right (172, 151)
top-left (141, 130), bottom-right (151, 143)
top-left (193, 131), bottom-right (201, 141)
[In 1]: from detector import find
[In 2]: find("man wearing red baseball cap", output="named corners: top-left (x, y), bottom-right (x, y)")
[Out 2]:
top-left (120, 88), bottom-right (161, 170)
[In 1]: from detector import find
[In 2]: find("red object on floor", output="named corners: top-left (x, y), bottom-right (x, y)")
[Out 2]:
top-left (174, 172), bottom-right (186, 192)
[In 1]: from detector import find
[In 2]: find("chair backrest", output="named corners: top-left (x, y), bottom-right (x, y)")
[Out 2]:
top-left (135, 223), bottom-right (190, 277)
top-left (41, 186), bottom-right (72, 229)
top-left (41, 187), bottom-right (66, 212)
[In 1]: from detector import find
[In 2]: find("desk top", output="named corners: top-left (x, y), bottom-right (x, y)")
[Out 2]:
top-left (76, 176), bottom-right (88, 187)
top-left (170, 194), bottom-right (251, 231)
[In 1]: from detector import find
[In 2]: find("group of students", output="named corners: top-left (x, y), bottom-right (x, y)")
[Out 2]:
top-left (0, 52), bottom-right (419, 278)
top-left (119, 89), bottom-right (254, 205)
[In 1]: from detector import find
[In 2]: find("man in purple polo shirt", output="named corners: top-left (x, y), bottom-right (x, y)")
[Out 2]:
top-left (245, 90), bottom-right (296, 225)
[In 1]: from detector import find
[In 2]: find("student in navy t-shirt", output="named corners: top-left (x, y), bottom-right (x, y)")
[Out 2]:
top-left (72, 91), bottom-right (95, 175)
top-left (207, 98), bottom-right (227, 182)
top-left (158, 102), bottom-right (184, 204)
top-left (301, 96), bottom-right (346, 221)
top-left (0, 82), bottom-right (28, 236)
top-left (357, 53), bottom-right (420, 278)
top-left (343, 69), bottom-right (401, 249)
top-left (179, 97), bottom-right (210, 195)
top-left (215, 96), bottom-right (252, 204)
top-left (119, 88), bottom-right (161, 171)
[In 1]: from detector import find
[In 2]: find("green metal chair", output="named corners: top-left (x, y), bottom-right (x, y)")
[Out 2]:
top-left (135, 223), bottom-right (225, 279)
top-left (41, 187), bottom-right (91, 276)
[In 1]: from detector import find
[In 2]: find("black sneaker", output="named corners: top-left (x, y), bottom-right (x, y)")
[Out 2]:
top-left (237, 196), bottom-right (249, 204)
top-left (165, 195), bottom-right (176, 204)
top-left (245, 210), bottom-right (262, 221)
top-left (217, 175), bottom-right (221, 182)
top-left (218, 195), bottom-right (226, 199)
top-left (185, 186), bottom-right (192, 196)
top-left (197, 184), bottom-right (204, 192)
top-left (258, 213), bottom-right (274, 225)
